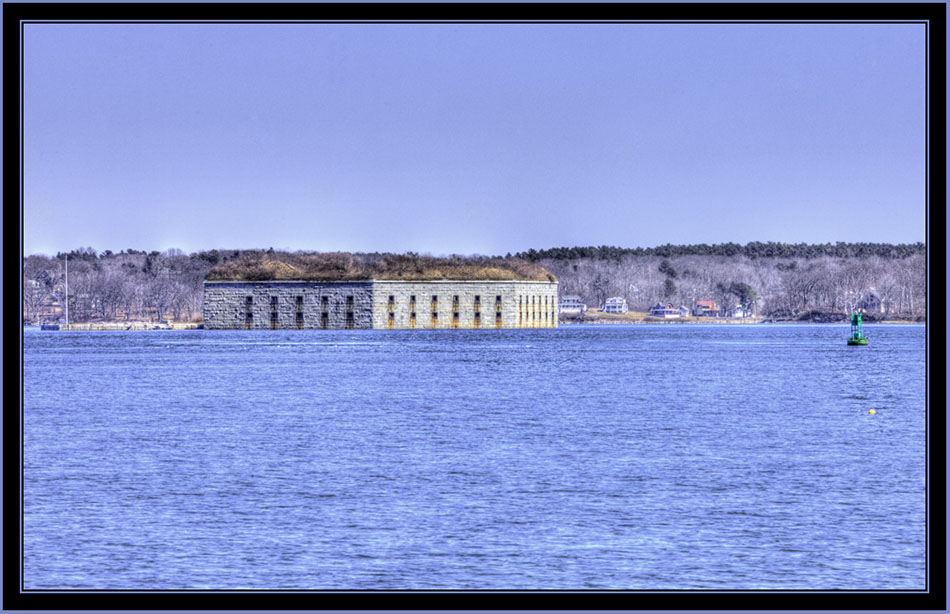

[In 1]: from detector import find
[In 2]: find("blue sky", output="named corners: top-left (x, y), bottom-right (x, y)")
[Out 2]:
top-left (23, 22), bottom-right (927, 256)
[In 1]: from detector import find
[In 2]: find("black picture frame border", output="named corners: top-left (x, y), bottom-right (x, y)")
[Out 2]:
top-left (7, 2), bottom-right (945, 611)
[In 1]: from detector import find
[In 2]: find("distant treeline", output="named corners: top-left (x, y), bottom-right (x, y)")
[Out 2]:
top-left (23, 247), bottom-right (218, 324)
top-left (22, 243), bottom-right (927, 323)
top-left (20, 248), bottom-right (552, 324)
top-left (515, 241), bottom-right (926, 262)
top-left (526, 243), bottom-right (926, 320)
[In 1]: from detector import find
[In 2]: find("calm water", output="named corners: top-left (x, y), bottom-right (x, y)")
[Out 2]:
top-left (22, 324), bottom-right (927, 590)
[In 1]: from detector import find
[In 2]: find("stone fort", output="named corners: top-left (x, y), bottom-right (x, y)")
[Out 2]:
top-left (203, 279), bottom-right (559, 329)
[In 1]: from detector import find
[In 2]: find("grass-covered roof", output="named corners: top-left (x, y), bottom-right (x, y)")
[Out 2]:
top-left (204, 251), bottom-right (557, 282)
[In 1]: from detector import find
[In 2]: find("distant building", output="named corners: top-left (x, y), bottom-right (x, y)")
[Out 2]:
top-left (857, 290), bottom-right (885, 314)
top-left (693, 300), bottom-right (720, 317)
top-left (649, 302), bottom-right (680, 318)
top-left (204, 280), bottom-right (559, 329)
top-left (603, 297), bottom-right (628, 313)
top-left (724, 306), bottom-right (754, 318)
top-left (559, 295), bottom-right (587, 313)
top-left (678, 305), bottom-right (690, 317)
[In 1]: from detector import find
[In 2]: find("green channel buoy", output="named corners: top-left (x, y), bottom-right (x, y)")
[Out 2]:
top-left (847, 313), bottom-right (868, 345)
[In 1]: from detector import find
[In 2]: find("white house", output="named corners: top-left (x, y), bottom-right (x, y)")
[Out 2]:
top-left (725, 307), bottom-right (754, 318)
top-left (649, 302), bottom-right (680, 318)
top-left (603, 297), bottom-right (628, 313)
top-left (559, 295), bottom-right (587, 313)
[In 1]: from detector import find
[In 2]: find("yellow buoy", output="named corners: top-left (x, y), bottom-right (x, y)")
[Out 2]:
top-left (869, 409), bottom-right (876, 415)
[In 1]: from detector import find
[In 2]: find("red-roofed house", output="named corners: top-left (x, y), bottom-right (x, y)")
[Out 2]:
top-left (649, 302), bottom-right (680, 318)
top-left (693, 300), bottom-right (720, 317)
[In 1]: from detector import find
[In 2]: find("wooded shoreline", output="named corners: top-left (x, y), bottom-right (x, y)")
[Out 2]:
top-left (26, 316), bottom-right (924, 331)
top-left (560, 311), bottom-right (924, 325)
top-left (23, 243), bottom-right (926, 326)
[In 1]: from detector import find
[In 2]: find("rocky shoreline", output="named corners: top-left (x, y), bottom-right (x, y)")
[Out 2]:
top-left (26, 312), bottom-right (924, 331)
top-left (26, 321), bottom-right (203, 331)
top-left (560, 311), bottom-right (924, 325)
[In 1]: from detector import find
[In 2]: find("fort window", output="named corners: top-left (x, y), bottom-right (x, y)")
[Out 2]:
top-left (246, 296), bottom-right (253, 306)
top-left (388, 295), bottom-right (395, 309)
top-left (474, 311), bottom-right (481, 328)
top-left (245, 311), bottom-right (253, 329)
top-left (271, 310), bottom-right (279, 329)
top-left (431, 295), bottom-right (438, 311)
top-left (322, 296), bottom-right (329, 305)
top-left (296, 295), bottom-right (303, 306)
top-left (388, 312), bottom-right (395, 329)
top-left (270, 296), bottom-right (278, 306)
top-left (410, 311), bottom-right (417, 328)
top-left (345, 311), bottom-right (355, 329)
top-left (452, 311), bottom-right (459, 329)
top-left (453, 295), bottom-right (459, 307)
top-left (346, 296), bottom-right (354, 307)
top-left (431, 311), bottom-right (438, 328)
top-left (496, 311), bottom-right (502, 328)
top-left (296, 311), bottom-right (304, 329)
top-left (321, 312), bottom-right (329, 329)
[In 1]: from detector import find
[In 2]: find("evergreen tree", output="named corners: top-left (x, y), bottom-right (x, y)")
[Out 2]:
top-left (658, 259), bottom-right (678, 279)
top-left (663, 278), bottom-right (677, 299)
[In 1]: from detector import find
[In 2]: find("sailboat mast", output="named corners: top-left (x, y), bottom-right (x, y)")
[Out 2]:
top-left (65, 255), bottom-right (69, 329)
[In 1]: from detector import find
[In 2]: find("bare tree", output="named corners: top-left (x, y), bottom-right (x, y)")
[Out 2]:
top-left (143, 275), bottom-right (176, 322)
top-left (22, 246), bottom-right (927, 323)
top-left (22, 277), bottom-right (45, 323)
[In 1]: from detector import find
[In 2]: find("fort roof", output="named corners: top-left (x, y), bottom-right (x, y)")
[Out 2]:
top-left (204, 251), bottom-right (557, 283)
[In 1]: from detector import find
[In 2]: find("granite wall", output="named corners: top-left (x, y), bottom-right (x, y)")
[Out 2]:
top-left (371, 280), bottom-right (558, 329)
top-left (203, 280), bottom-right (558, 329)
top-left (203, 281), bottom-right (374, 329)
